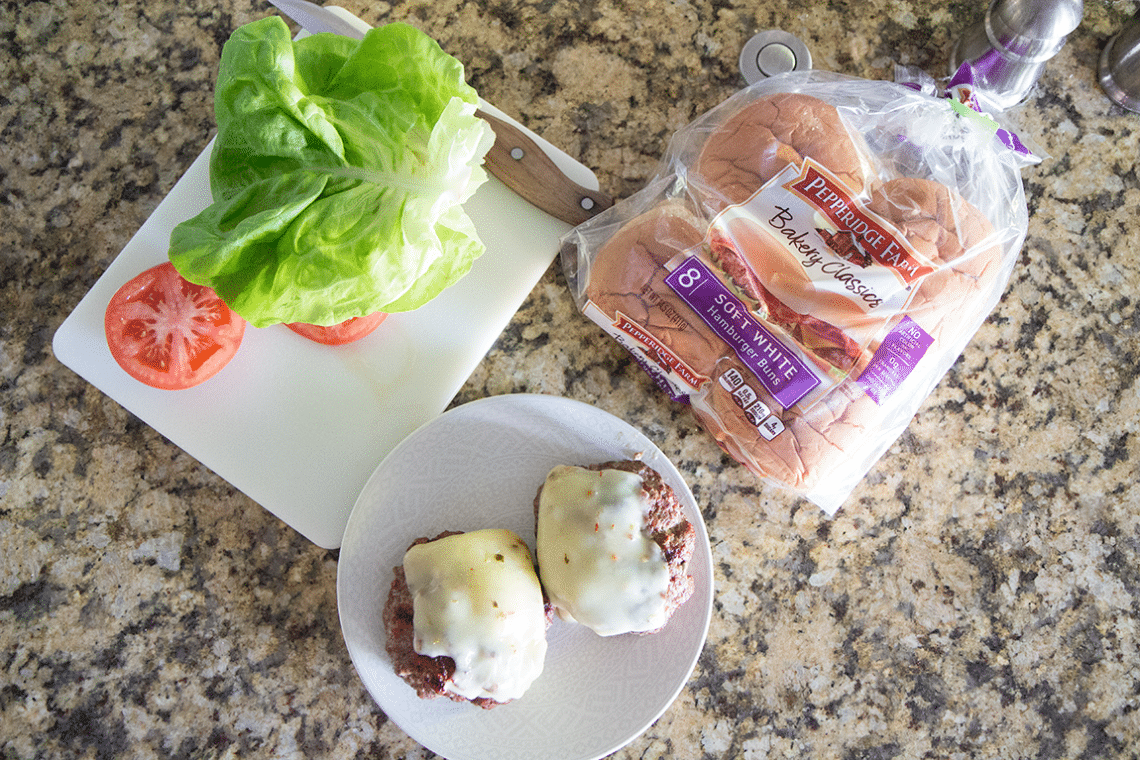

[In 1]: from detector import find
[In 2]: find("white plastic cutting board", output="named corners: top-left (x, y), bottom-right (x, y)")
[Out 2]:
top-left (52, 15), bottom-right (597, 548)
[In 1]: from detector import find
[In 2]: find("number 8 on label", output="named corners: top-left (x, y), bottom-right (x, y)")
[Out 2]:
top-left (676, 267), bottom-right (702, 289)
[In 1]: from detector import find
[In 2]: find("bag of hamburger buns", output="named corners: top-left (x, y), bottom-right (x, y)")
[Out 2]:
top-left (561, 69), bottom-right (1039, 514)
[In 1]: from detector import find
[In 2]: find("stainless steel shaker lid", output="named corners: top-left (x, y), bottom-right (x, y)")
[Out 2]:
top-left (949, 0), bottom-right (1084, 111)
top-left (739, 30), bottom-right (812, 85)
top-left (989, 0), bottom-right (1084, 60)
top-left (1099, 14), bottom-right (1140, 113)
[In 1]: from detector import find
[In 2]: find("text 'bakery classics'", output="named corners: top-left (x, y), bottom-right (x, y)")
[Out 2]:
top-left (789, 162), bottom-right (934, 285)
top-left (563, 76), bottom-right (1038, 513)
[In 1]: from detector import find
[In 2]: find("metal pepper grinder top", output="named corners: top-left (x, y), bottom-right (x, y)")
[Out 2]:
top-left (949, 0), bottom-right (1084, 111)
top-left (1099, 12), bottom-right (1140, 113)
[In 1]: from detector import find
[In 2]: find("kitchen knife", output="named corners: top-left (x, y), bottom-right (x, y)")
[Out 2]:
top-left (266, 0), bottom-right (613, 226)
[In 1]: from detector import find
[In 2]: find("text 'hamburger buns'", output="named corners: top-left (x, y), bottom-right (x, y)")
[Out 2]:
top-left (562, 75), bottom-right (1027, 512)
top-left (586, 202), bottom-right (730, 381)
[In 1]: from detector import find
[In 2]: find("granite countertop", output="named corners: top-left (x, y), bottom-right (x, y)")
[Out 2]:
top-left (4, 0), bottom-right (1139, 757)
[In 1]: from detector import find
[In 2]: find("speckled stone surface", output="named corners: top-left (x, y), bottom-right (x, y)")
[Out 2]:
top-left (3, 0), bottom-right (1140, 758)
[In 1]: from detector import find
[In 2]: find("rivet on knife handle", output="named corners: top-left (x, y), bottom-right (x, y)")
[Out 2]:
top-left (477, 109), bottom-right (613, 226)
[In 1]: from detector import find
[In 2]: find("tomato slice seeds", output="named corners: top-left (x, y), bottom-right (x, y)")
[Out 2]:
top-left (104, 262), bottom-right (246, 390)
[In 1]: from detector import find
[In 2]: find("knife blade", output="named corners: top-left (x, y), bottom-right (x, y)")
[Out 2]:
top-left (266, 0), bottom-right (612, 226)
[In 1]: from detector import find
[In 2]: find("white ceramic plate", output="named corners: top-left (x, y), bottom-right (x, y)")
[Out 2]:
top-left (337, 394), bottom-right (713, 760)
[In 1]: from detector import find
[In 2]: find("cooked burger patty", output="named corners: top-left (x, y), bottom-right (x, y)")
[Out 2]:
top-left (383, 532), bottom-right (476, 705)
top-left (382, 530), bottom-right (553, 709)
top-left (534, 460), bottom-right (696, 635)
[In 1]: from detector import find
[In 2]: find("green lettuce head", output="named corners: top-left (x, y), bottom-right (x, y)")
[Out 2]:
top-left (168, 16), bottom-right (493, 328)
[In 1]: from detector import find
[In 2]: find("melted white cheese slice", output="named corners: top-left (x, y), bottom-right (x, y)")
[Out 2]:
top-left (536, 465), bottom-right (671, 636)
top-left (403, 529), bottom-right (547, 702)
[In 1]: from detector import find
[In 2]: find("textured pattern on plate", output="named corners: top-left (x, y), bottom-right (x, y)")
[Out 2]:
top-left (337, 394), bottom-right (713, 760)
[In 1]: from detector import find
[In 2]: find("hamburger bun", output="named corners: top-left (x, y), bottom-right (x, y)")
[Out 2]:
top-left (585, 201), bottom-right (730, 380)
top-left (694, 178), bottom-right (1002, 493)
top-left (566, 80), bottom-right (1016, 511)
top-left (866, 177), bottom-right (1002, 346)
top-left (694, 92), bottom-right (871, 209)
top-left (692, 358), bottom-right (883, 493)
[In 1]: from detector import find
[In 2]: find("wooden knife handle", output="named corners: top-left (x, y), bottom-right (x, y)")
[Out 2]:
top-left (477, 109), bottom-right (613, 227)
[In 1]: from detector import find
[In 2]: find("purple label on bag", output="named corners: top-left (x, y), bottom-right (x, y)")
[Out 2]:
top-left (665, 257), bottom-right (820, 408)
top-left (856, 316), bottom-right (934, 404)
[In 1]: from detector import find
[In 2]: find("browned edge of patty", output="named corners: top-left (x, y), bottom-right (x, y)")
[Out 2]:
top-left (534, 460), bottom-right (697, 633)
top-left (381, 530), bottom-right (552, 710)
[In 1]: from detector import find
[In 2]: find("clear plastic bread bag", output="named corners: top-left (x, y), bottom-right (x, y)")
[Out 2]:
top-left (561, 68), bottom-right (1040, 515)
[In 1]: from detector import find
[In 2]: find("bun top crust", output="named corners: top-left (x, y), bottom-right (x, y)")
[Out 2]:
top-left (585, 202), bottom-right (729, 378)
top-left (564, 77), bottom-right (1023, 512)
top-left (693, 359), bottom-right (882, 491)
top-left (866, 177), bottom-right (1002, 345)
top-left (694, 92), bottom-right (869, 208)
top-left (866, 177), bottom-right (999, 275)
top-left (586, 202), bottom-right (705, 296)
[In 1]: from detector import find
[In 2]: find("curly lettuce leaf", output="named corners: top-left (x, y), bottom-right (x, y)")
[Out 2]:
top-left (168, 16), bottom-right (493, 328)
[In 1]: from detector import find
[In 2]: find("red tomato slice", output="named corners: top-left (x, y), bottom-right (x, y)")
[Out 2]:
top-left (104, 262), bottom-right (246, 390)
top-left (284, 312), bottom-right (387, 346)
